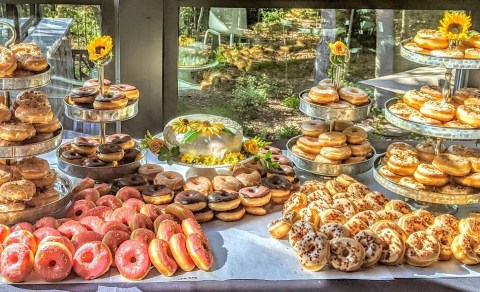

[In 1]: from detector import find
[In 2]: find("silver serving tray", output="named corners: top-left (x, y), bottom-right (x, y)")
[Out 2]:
top-left (63, 98), bottom-right (138, 123)
top-left (0, 64), bottom-right (51, 91)
top-left (299, 90), bottom-right (372, 121)
top-left (400, 39), bottom-right (480, 70)
top-left (286, 135), bottom-right (376, 176)
top-left (385, 98), bottom-right (480, 140)
top-left (0, 126), bottom-right (63, 159)
top-left (0, 172), bottom-right (72, 225)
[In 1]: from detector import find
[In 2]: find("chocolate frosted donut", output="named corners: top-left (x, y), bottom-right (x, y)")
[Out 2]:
top-left (262, 175), bottom-right (291, 190)
top-left (83, 157), bottom-right (107, 167)
top-left (70, 87), bottom-right (99, 103)
top-left (268, 165), bottom-right (295, 179)
top-left (175, 190), bottom-right (208, 211)
top-left (121, 148), bottom-right (141, 164)
top-left (93, 92), bottom-right (128, 110)
top-left (61, 150), bottom-right (86, 165)
top-left (96, 143), bottom-right (124, 162)
top-left (142, 184), bottom-right (174, 204)
top-left (239, 186), bottom-right (271, 207)
top-left (207, 190), bottom-right (241, 212)
top-left (72, 137), bottom-right (98, 156)
top-left (106, 134), bottom-right (135, 150)
top-left (116, 174), bottom-right (148, 191)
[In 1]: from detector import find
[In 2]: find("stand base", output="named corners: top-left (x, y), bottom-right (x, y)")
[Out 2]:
top-left (407, 199), bottom-right (458, 215)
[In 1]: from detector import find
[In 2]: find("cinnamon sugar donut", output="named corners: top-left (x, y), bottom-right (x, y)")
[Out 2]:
top-left (432, 153), bottom-right (471, 176)
top-left (414, 163), bottom-right (448, 186)
top-left (389, 102), bottom-right (419, 118)
top-left (420, 100), bottom-right (455, 122)
top-left (378, 166), bottom-right (403, 182)
top-left (413, 29), bottom-right (448, 50)
top-left (408, 112), bottom-right (443, 126)
top-left (387, 153), bottom-right (420, 176)
top-left (420, 85), bottom-right (442, 100)
top-left (453, 87), bottom-right (480, 104)
top-left (415, 140), bottom-right (441, 163)
top-left (386, 142), bottom-right (417, 159)
top-left (403, 90), bottom-right (433, 110)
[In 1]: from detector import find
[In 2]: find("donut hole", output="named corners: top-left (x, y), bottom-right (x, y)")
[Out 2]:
top-left (83, 251), bottom-right (94, 263)
top-left (129, 256), bottom-right (137, 264)
top-left (10, 255), bottom-right (18, 263)
top-left (342, 249), bottom-right (349, 257)
top-left (306, 243), bottom-right (315, 253)
top-left (75, 210), bottom-right (83, 217)
top-left (49, 260), bottom-right (57, 267)
top-left (440, 238), bottom-right (449, 245)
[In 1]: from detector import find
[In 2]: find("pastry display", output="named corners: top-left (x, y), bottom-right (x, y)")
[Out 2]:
top-left (66, 83), bottom-right (139, 110)
top-left (305, 79), bottom-right (370, 107)
top-left (0, 42), bottom-right (48, 78)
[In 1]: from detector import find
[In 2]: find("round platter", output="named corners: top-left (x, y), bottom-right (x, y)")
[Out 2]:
top-left (299, 90), bottom-right (372, 121)
top-left (0, 172), bottom-right (72, 225)
top-left (63, 97), bottom-right (139, 123)
top-left (0, 64), bottom-right (51, 91)
top-left (56, 142), bottom-right (146, 183)
top-left (286, 135), bottom-right (376, 176)
top-left (0, 127), bottom-right (63, 159)
top-left (400, 39), bottom-right (480, 69)
top-left (372, 155), bottom-right (480, 205)
top-left (152, 133), bottom-right (254, 169)
top-left (385, 98), bottom-right (480, 140)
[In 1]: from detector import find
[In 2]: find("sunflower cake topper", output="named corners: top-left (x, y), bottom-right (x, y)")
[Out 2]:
top-left (438, 11), bottom-right (472, 41)
top-left (87, 35), bottom-right (113, 64)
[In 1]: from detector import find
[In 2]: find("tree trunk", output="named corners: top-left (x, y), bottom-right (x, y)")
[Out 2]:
top-left (314, 9), bottom-right (336, 85)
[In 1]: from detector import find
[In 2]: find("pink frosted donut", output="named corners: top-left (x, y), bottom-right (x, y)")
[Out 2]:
top-left (154, 214), bottom-right (178, 233)
top-left (3, 230), bottom-right (38, 253)
top-left (71, 231), bottom-right (103, 250)
top-left (116, 186), bottom-right (142, 202)
top-left (101, 221), bottom-right (131, 235)
top-left (73, 241), bottom-right (112, 280)
top-left (66, 199), bottom-right (96, 220)
top-left (115, 240), bottom-right (151, 280)
top-left (181, 217), bottom-right (207, 242)
top-left (153, 171), bottom-right (185, 191)
top-left (109, 207), bottom-right (136, 224)
top-left (40, 236), bottom-right (75, 257)
top-left (10, 222), bottom-right (34, 233)
top-left (0, 243), bottom-right (34, 283)
top-left (102, 230), bottom-right (130, 267)
top-left (73, 188), bottom-right (100, 202)
top-left (131, 228), bottom-right (156, 245)
top-left (96, 195), bottom-right (123, 209)
top-left (85, 206), bottom-right (113, 219)
top-left (58, 221), bottom-right (88, 239)
top-left (123, 198), bottom-right (145, 213)
top-left (140, 204), bottom-right (164, 221)
top-left (57, 218), bottom-right (73, 225)
top-left (34, 242), bottom-right (72, 282)
top-left (186, 233), bottom-right (214, 271)
top-left (95, 183), bottom-right (112, 196)
top-left (79, 216), bottom-right (105, 234)
top-left (129, 213), bottom-right (153, 231)
top-left (259, 145), bottom-right (282, 155)
top-left (33, 227), bottom-right (61, 243)
top-left (156, 219), bottom-right (182, 242)
top-left (71, 177), bottom-right (95, 197)
top-left (34, 217), bottom-right (59, 230)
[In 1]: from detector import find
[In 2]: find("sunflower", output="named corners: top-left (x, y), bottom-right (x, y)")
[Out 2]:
top-left (171, 118), bottom-right (197, 133)
top-left (196, 121), bottom-right (225, 135)
top-left (438, 11), bottom-right (472, 41)
top-left (328, 41), bottom-right (347, 56)
top-left (87, 35), bottom-right (113, 62)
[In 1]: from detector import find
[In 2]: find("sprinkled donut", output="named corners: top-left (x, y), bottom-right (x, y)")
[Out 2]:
top-left (296, 232), bottom-right (329, 271)
top-left (329, 237), bottom-right (365, 272)
top-left (354, 230), bottom-right (383, 267)
top-left (376, 228), bottom-right (405, 266)
top-left (405, 231), bottom-right (440, 267)
top-left (289, 220), bottom-right (315, 251)
top-left (319, 222), bottom-right (350, 240)
top-left (426, 225), bottom-right (458, 261)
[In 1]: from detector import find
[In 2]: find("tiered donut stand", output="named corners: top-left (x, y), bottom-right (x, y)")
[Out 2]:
top-left (0, 22), bottom-right (72, 224)
top-left (56, 65), bottom-right (145, 182)
top-left (287, 52), bottom-right (376, 176)
top-left (373, 38), bottom-right (480, 214)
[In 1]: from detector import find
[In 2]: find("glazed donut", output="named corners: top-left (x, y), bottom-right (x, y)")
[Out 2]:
top-left (16, 51), bottom-right (48, 72)
top-left (0, 47), bottom-right (17, 77)
top-left (109, 84), bottom-right (140, 101)
top-left (215, 205), bottom-right (246, 222)
top-left (296, 231), bottom-right (329, 271)
top-left (0, 243), bottom-right (33, 283)
top-left (106, 133), bottom-right (135, 150)
top-left (10, 222), bottom-right (34, 234)
top-left (65, 199), bottom-right (96, 221)
top-left (319, 145), bottom-right (351, 161)
top-left (142, 185), bottom-right (174, 205)
top-left (300, 120), bottom-right (329, 137)
top-left (70, 87), bottom-right (99, 104)
top-left (325, 101), bottom-right (355, 109)
top-left (138, 163), bottom-right (164, 182)
top-left (14, 101), bottom-right (53, 124)
top-left (34, 242), bottom-right (73, 282)
top-left (314, 154), bottom-right (342, 164)
top-left (319, 222), bottom-right (350, 239)
top-left (115, 240), bottom-right (151, 280)
top-left (463, 33), bottom-right (480, 48)
top-left (453, 87), bottom-right (480, 105)
top-left (84, 78), bottom-right (112, 91)
top-left (175, 190), bottom-right (208, 211)
top-left (420, 100), bottom-right (455, 122)
top-left (289, 220), bottom-right (315, 251)
top-left (71, 137), bottom-right (98, 156)
top-left (451, 233), bottom-right (480, 265)
top-left (426, 225), bottom-right (457, 261)
top-left (102, 222), bottom-right (131, 240)
top-left (397, 214), bottom-right (429, 237)
top-left (17, 157), bottom-right (49, 180)
top-left (389, 102), bottom-right (419, 118)
top-left (402, 90), bottom-right (433, 110)
top-left (239, 186), bottom-right (271, 207)
top-left (378, 166), bottom-right (403, 182)
top-left (464, 97), bottom-right (480, 106)
top-left (193, 207), bottom-right (214, 223)
top-left (344, 218), bottom-right (369, 236)
top-left (338, 87), bottom-right (369, 106)
top-left (308, 84), bottom-right (339, 104)
top-left (420, 85), bottom-right (443, 100)
top-left (14, 90), bottom-right (49, 109)
top-left (387, 153), bottom-right (420, 176)
top-left (0, 121), bottom-right (35, 142)
top-left (73, 241), bottom-right (112, 280)
top-left (0, 179), bottom-right (36, 202)
top-left (33, 227), bottom-right (61, 243)
top-left (404, 231), bottom-right (440, 267)
top-left (283, 192), bottom-right (308, 214)
top-left (184, 176), bottom-right (213, 195)
top-left (413, 163), bottom-right (448, 186)
top-left (456, 105), bottom-right (480, 128)
top-left (342, 126), bottom-right (367, 145)
top-left (376, 228), bottom-right (406, 265)
top-left (413, 29), bottom-right (448, 50)
top-left (409, 112), bottom-right (443, 126)
top-left (96, 143), bottom-right (124, 162)
top-left (163, 203), bottom-right (194, 222)
top-left (348, 141), bottom-right (371, 157)
top-left (93, 92), bottom-right (128, 110)
top-left (291, 145), bottom-right (316, 160)
top-left (154, 171), bottom-right (185, 191)
top-left (34, 116), bottom-right (61, 134)
top-left (102, 230), bottom-right (130, 267)
top-left (85, 206), bottom-right (113, 220)
top-left (0, 104), bottom-right (11, 124)
top-left (432, 153), bottom-right (471, 176)
top-left (324, 179), bottom-right (346, 196)
top-left (329, 237), bottom-right (365, 272)
top-left (232, 167), bottom-right (261, 187)
top-left (297, 136), bottom-right (322, 155)
top-left (430, 48), bottom-right (464, 58)
top-left (434, 214), bottom-right (459, 232)
top-left (268, 217), bottom-right (293, 239)
top-left (318, 132), bottom-right (347, 147)
top-left (149, 238), bottom-right (178, 276)
top-left (169, 233), bottom-right (197, 272)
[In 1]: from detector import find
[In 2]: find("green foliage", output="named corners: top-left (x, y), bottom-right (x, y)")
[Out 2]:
top-left (275, 125), bottom-right (300, 139)
top-left (259, 9), bottom-right (287, 23)
top-left (255, 150), bottom-right (280, 170)
top-left (282, 95), bottom-right (299, 109)
top-left (232, 74), bottom-right (270, 120)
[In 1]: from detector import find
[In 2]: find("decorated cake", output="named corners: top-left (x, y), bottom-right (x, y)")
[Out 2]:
top-left (163, 114), bottom-right (244, 162)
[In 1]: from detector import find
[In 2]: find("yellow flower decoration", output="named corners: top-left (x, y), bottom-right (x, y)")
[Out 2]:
top-left (180, 153), bottom-right (196, 164)
top-left (243, 139), bottom-right (259, 155)
top-left (87, 35), bottom-right (113, 62)
top-left (172, 118), bottom-right (197, 134)
top-left (439, 11), bottom-right (472, 41)
top-left (328, 41), bottom-right (347, 56)
top-left (221, 152), bottom-right (244, 165)
top-left (203, 155), bottom-right (220, 166)
top-left (196, 121), bottom-right (225, 136)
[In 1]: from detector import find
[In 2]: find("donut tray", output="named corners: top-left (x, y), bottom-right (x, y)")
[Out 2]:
top-left (299, 90), bottom-right (372, 121)
top-left (400, 39), bottom-right (480, 70)
top-left (0, 172), bottom-right (72, 225)
top-left (286, 135), bottom-right (376, 177)
top-left (372, 155), bottom-right (480, 205)
top-left (0, 64), bottom-right (51, 91)
top-left (0, 126), bottom-right (63, 159)
top-left (56, 142), bottom-right (146, 182)
top-left (63, 97), bottom-right (139, 123)
top-left (385, 99), bottom-right (480, 140)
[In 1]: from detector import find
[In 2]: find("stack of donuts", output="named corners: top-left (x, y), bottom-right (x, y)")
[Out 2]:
top-left (389, 86), bottom-right (480, 128)
top-left (0, 90), bottom-right (61, 146)
top-left (404, 29), bottom-right (480, 59)
top-left (379, 141), bottom-right (480, 192)
top-left (60, 134), bottom-right (142, 167)
top-left (268, 175), bottom-right (480, 272)
top-left (0, 42), bottom-right (48, 78)
top-left (305, 79), bottom-right (370, 107)
top-left (131, 146), bottom-right (298, 223)
top-left (0, 177), bottom-right (214, 283)
top-left (67, 78), bottom-right (140, 110)
top-left (0, 157), bottom-right (60, 212)
top-left (292, 120), bottom-right (372, 164)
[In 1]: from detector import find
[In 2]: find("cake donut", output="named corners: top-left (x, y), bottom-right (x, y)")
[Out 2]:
top-left (451, 233), bottom-right (480, 265)
top-left (93, 92), bottom-right (128, 110)
top-left (397, 214), bottom-right (429, 237)
top-left (175, 190), bottom-right (208, 211)
top-left (106, 133), bottom-right (135, 150)
top-left (329, 237), bottom-right (365, 272)
top-left (296, 232), bottom-right (329, 271)
top-left (193, 207), bottom-right (215, 223)
top-left (109, 84), bottom-right (140, 101)
top-left (297, 136), bottom-right (322, 155)
top-left (354, 230), bottom-right (382, 267)
top-left (283, 192), bottom-right (308, 214)
top-left (308, 85), bottom-right (339, 104)
top-left (96, 143), bottom-right (124, 162)
top-left (376, 228), bottom-right (406, 265)
top-left (319, 222), bottom-right (350, 240)
top-left (215, 205), bottom-right (245, 222)
top-left (70, 87), bottom-right (98, 104)
top-left (405, 231), bottom-right (440, 267)
top-left (239, 186), bottom-right (271, 207)
top-left (338, 87), bottom-right (369, 105)
top-left (344, 218), bottom-right (369, 236)
top-left (262, 175), bottom-right (291, 204)
top-left (268, 216), bottom-right (293, 239)
top-left (434, 214), bottom-right (459, 232)
top-left (142, 185), bottom-right (174, 204)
